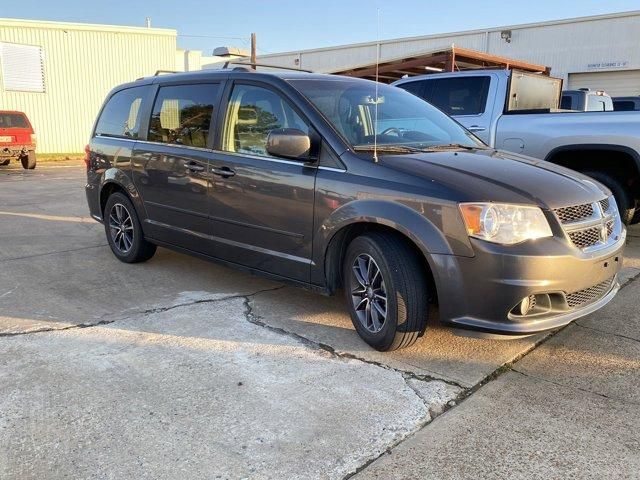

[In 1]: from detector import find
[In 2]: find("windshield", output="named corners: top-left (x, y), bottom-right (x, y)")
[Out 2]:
top-left (288, 78), bottom-right (483, 151)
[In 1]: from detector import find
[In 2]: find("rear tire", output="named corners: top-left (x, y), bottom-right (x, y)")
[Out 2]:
top-left (343, 232), bottom-right (428, 351)
top-left (20, 150), bottom-right (36, 170)
top-left (582, 170), bottom-right (634, 224)
top-left (0, 159), bottom-right (9, 166)
top-left (104, 192), bottom-right (156, 263)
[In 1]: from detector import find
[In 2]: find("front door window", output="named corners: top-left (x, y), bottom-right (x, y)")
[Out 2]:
top-left (222, 84), bottom-right (309, 157)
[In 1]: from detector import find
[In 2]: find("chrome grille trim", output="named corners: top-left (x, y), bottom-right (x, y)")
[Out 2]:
top-left (554, 197), bottom-right (623, 252)
top-left (565, 277), bottom-right (615, 309)
top-left (555, 203), bottom-right (594, 224)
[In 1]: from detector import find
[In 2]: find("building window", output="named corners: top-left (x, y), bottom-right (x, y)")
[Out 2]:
top-left (0, 42), bottom-right (45, 93)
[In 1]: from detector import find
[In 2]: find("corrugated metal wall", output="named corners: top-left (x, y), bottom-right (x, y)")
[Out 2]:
top-left (258, 11), bottom-right (640, 85)
top-left (0, 19), bottom-right (177, 153)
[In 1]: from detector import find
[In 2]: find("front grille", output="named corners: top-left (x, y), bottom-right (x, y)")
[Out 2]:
top-left (565, 277), bottom-right (614, 308)
top-left (554, 199), bottom-right (619, 251)
top-left (555, 203), bottom-right (594, 224)
top-left (568, 226), bottom-right (601, 249)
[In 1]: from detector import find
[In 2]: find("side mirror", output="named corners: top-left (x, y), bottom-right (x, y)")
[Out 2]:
top-left (266, 128), bottom-right (311, 160)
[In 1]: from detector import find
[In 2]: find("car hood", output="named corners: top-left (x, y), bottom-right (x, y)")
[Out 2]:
top-left (380, 148), bottom-right (608, 209)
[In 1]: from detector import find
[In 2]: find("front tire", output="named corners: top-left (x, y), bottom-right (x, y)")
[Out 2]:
top-left (0, 159), bottom-right (9, 166)
top-left (104, 192), bottom-right (156, 263)
top-left (343, 232), bottom-right (428, 351)
top-left (20, 150), bottom-right (36, 169)
top-left (582, 170), bottom-right (634, 224)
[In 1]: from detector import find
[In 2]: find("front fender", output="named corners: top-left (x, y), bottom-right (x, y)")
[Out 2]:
top-left (311, 199), bottom-right (474, 289)
top-left (318, 199), bottom-right (456, 258)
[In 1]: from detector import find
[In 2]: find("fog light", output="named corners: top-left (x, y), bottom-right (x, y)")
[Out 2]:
top-left (519, 295), bottom-right (537, 316)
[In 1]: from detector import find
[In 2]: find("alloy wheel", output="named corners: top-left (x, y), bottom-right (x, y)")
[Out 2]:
top-left (108, 203), bottom-right (134, 254)
top-left (350, 253), bottom-right (387, 333)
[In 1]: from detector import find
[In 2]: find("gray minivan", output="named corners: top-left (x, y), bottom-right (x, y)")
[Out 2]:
top-left (85, 68), bottom-right (625, 351)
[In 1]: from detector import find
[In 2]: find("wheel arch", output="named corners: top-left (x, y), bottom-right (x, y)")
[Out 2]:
top-left (99, 168), bottom-right (146, 221)
top-left (544, 144), bottom-right (640, 198)
top-left (318, 200), bottom-right (454, 303)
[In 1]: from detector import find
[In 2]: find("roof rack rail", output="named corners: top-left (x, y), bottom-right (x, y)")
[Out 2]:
top-left (154, 69), bottom-right (179, 76)
top-left (222, 61), bottom-right (313, 73)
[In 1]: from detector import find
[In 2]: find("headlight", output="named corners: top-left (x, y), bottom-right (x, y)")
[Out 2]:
top-left (459, 203), bottom-right (553, 245)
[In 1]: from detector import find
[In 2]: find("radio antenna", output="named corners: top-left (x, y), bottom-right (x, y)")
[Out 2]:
top-left (373, 8), bottom-right (381, 163)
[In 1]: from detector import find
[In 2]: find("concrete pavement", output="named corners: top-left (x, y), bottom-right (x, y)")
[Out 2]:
top-left (1, 162), bottom-right (639, 479)
top-left (356, 279), bottom-right (640, 479)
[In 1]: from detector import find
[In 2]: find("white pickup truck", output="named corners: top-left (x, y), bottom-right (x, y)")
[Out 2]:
top-left (393, 70), bottom-right (640, 223)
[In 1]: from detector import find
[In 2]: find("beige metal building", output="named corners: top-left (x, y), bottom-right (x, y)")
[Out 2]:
top-left (0, 18), bottom-right (176, 154)
top-left (255, 11), bottom-right (640, 96)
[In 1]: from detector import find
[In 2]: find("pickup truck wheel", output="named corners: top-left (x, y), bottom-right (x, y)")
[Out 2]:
top-left (20, 150), bottom-right (36, 170)
top-left (582, 170), bottom-right (634, 224)
top-left (0, 159), bottom-right (9, 166)
top-left (104, 192), bottom-right (156, 263)
top-left (343, 233), bottom-right (428, 351)
top-left (631, 204), bottom-right (640, 225)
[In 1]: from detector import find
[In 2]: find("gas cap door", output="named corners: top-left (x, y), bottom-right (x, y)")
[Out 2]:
top-left (502, 138), bottom-right (525, 153)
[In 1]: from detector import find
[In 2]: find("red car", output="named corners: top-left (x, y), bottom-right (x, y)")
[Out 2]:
top-left (0, 110), bottom-right (36, 169)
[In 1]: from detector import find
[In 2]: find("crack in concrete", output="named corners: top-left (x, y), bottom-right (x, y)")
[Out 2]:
top-left (511, 369), bottom-right (640, 407)
top-left (573, 322), bottom-right (640, 345)
top-left (239, 293), bottom-right (468, 480)
top-left (0, 244), bottom-right (108, 263)
top-left (0, 285), bottom-right (286, 338)
top-left (0, 319), bottom-right (115, 338)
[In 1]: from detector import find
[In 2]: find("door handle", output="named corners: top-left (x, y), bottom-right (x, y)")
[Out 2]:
top-left (468, 125), bottom-right (486, 132)
top-left (212, 166), bottom-right (236, 178)
top-left (185, 162), bottom-right (205, 172)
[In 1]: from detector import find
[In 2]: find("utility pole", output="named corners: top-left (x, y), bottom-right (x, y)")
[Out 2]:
top-left (250, 33), bottom-right (257, 69)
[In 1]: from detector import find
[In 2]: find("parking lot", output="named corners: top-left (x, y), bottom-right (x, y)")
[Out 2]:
top-left (1, 162), bottom-right (640, 479)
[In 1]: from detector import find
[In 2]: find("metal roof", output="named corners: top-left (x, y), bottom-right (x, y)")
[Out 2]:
top-left (330, 46), bottom-right (549, 83)
top-left (0, 17), bottom-right (176, 36)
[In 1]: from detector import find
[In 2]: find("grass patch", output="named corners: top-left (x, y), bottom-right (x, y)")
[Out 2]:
top-left (37, 153), bottom-right (84, 163)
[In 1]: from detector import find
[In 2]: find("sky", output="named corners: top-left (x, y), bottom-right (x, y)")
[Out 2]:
top-left (3, 0), bottom-right (639, 55)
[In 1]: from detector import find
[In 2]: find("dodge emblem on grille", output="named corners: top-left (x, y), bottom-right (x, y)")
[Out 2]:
top-left (595, 202), bottom-right (608, 243)
top-left (600, 224), bottom-right (608, 242)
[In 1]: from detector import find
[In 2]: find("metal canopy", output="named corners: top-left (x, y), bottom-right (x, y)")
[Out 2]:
top-left (331, 46), bottom-right (550, 83)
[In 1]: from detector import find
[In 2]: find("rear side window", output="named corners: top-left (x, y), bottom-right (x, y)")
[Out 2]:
top-left (95, 86), bottom-right (147, 138)
top-left (560, 94), bottom-right (573, 110)
top-left (423, 76), bottom-right (491, 116)
top-left (148, 84), bottom-right (219, 148)
top-left (614, 100), bottom-right (636, 111)
top-left (0, 113), bottom-right (29, 128)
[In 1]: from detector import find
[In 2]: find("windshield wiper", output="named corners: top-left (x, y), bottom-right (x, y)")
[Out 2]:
top-left (353, 145), bottom-right (421, 154)
top-left (416, 143), bottom-right (477, 151)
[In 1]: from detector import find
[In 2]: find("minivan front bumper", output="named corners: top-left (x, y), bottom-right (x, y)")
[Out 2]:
top-left (431, 231), bottom-right (626, 335)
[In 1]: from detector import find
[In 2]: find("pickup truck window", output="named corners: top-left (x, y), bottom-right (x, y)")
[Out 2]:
top-left (421, 76), bottom-right (490, 116)
top-left (290, 79), bottom-right (481, 150)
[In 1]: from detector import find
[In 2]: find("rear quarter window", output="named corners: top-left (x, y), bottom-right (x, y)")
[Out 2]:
top-left (95, 86), bottom-right (147, 139)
